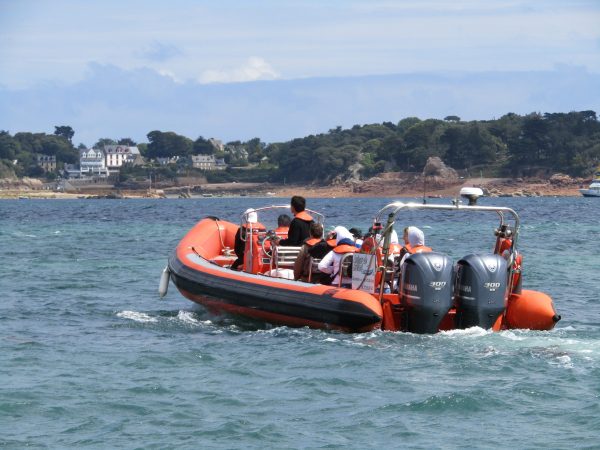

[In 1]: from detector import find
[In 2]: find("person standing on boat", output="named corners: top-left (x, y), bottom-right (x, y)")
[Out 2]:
top-left (278, 196), bottom-right (313, 246)
top-left (231, 209), bottom-right (265, 270)
top-left (318, 226), bottom-right (359, 286)
top-left (294, 222), bottom-right (330, 282)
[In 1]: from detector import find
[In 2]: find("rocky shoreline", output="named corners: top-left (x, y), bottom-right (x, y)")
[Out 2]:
top-left (0, 172), bottom-right (588, 199)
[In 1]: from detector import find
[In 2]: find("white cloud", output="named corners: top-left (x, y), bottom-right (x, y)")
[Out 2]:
top-left (157, 69), bottom-right (183, 84)
top-left (198, 57), bottom-right (280, 84)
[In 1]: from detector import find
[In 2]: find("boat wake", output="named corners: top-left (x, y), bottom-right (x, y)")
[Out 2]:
top-left (116, 310), bottom-right (158, 323)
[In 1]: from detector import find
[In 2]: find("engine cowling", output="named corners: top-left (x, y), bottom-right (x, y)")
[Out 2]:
top-left (400, 252), bottom-right (454, 334)
top-left (454, 254), bottom-right (508, 329)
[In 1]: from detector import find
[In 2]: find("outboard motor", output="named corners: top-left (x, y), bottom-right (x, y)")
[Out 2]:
top-left (400, 252), bottom-right (454, 334)
top-left (454, 254), bottom-right (508, 329)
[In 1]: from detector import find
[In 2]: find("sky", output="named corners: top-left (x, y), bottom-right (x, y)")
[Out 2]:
top-left (1, 0), bottom-right (599, 146)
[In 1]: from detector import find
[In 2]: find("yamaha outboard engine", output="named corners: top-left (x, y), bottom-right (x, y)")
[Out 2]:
top-left (400, 252), bottom-right (454, 334)
top-left (454, 254), bottom-right (508, 329)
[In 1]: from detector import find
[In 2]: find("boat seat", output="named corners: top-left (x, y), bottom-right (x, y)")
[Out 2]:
top-left (272, 246), bottom-right (303, 272)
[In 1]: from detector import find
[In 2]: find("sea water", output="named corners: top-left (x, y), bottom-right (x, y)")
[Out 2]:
top-left (1, 197), bottom-right (599, 449)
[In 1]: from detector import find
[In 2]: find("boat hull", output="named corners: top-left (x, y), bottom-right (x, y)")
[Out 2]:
top-left (579, 189), bottom-right (600, 197)
top-left (169, 251), bottom-right (383, 332)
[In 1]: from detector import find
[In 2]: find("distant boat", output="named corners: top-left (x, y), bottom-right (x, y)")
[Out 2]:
top-left (579, 181), bottom-right (600, 197)
top-left (201, 193), bottom-right (214, 198)
top-left (579, 166), bottom-right (600, 197)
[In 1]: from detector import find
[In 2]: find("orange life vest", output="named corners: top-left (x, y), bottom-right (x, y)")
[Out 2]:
top-left (295, 211), bottom-right (313, 222)
top-left (274, 226), bottom-right (289, 237)
top-left (333, 244), bottom-right (358, 254)
top-left (305, 237), bottom-right (321, 247)
top-left (407, 244), bottom-right (432, 254)
top-left (390, 243), bottom-right (403, 254)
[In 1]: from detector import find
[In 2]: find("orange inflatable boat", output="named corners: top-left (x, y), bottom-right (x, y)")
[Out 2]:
top-left (160, 196), bottom-right (560, 333)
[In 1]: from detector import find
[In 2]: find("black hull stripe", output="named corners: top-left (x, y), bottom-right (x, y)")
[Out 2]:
top-left (169, 253), bottom-right (381, 331)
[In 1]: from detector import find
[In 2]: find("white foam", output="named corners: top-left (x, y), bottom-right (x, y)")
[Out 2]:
top-left (13, 231), bottom-right (37, 238)
top-left (553, 354), bottom-right (574, 368)
top-left (117, 310), bottom-right (158, 323)
top-left (440, 327), bottom-right (490, 338)
top-left (498, 330), bottom-right (526, 341)
top-left (176, 310), bottom-right (201, 325)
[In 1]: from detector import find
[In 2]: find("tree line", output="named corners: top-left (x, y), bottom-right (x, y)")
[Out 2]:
top-left (1, 111), bottom-right (599, 182)
top-left (270, 111), bottom-right (600, 182)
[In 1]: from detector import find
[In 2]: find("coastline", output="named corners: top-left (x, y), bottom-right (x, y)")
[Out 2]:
top-left (0, 176), bottom-right (586, 199)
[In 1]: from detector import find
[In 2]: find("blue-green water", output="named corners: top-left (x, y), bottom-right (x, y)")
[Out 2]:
top-left (1, 197), bottom-right (599, 449)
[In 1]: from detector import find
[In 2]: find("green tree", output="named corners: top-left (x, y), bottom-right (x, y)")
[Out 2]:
top-left (246, 137), bottom-right (265, 163)
top-left (193, 136), bottom-right (214, 155)
top-left (0, 131), bottom-right (20, 160)
top-left (507, 113), bottom-right (551, 173)
top-left (444, 115), bottom-right (461, 122)
top-left (118, 137), bottom-right (137, 146)
top-left (54, 125), bottom-right (75, 142)
top-left (146, 131), bottom-right (193, 159)
top-left (94, 138), bottom-right (117, 149)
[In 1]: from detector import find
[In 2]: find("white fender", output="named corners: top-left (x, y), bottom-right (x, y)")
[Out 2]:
top-left (158, 266), bottom-right (170, 298)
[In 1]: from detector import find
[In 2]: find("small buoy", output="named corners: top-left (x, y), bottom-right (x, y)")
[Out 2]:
top-left (158, 266), bottom-right (170, 298)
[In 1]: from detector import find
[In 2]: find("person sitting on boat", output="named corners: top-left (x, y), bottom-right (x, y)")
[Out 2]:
top-left (360, 225), bottom-right (400, 255)
top-left (397, 226), bottom-right (413, 259)
top-left (348, 227), bottom-right (364, 247)
top-left (275, 214), bottom-right (292, 238)
top-left (278, 196), bottom-right (313, 246)
top-left (325, 228), bottom-right (337, 248)
top-left (318, 226), bottom-right (359, 287)
top-left (293, 222), bottom-right (331, 282)
top-left (231, 208), bottom-right (266, 270)
top-left (399, 226), bottom-right (432, 266)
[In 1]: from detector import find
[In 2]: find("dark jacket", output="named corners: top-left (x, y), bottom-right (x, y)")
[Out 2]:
top-left (307, 240), bottom-right (331, 259)
top-left (278, 211), bottom-right (313, 246)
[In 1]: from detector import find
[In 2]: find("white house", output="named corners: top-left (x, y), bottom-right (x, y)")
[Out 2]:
top-left (104, 145), bottom-right (143, 170)
top-left (191, 154), bottom-right (227, 170)
top-left (79, 148), bottom-right (109, 177)
top-left (192, 154), bottom-right (217, 170)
